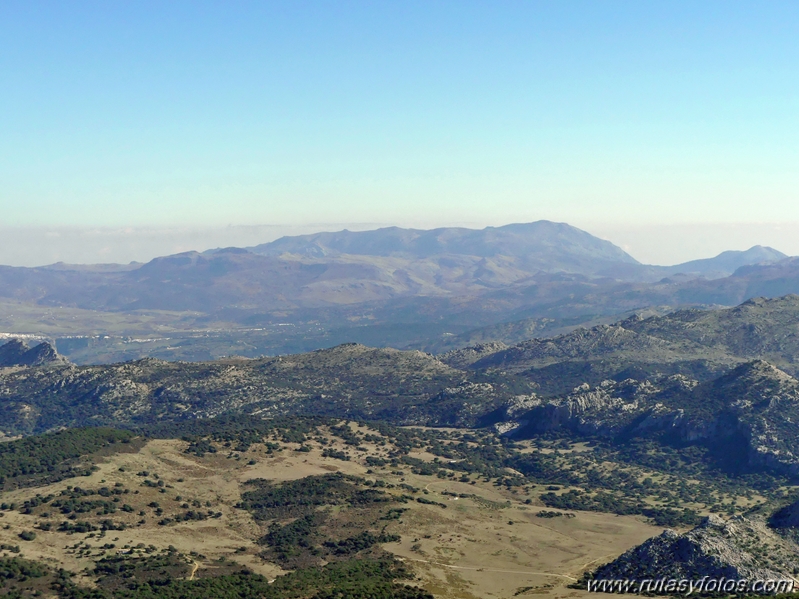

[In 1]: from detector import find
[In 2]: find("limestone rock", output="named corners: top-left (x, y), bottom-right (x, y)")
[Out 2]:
top-left (592, 515), bottom-right (799, 583)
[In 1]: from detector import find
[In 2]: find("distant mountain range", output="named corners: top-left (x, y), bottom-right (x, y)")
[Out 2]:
top-left (248, 225), bottom-right (786, 281)
top-left (3, 221), bottom-right (641, 312)
top-left (0, 221), bottom-right (794, 363)
top-left (247, 221), bottom-right (637, 265)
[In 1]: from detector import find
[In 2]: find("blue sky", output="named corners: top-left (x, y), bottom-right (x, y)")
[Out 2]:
top-left (1, 1), bottom-right (798, 264)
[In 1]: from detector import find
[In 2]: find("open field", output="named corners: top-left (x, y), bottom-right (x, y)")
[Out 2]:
top-left (0, 426), bottom-right (664, 598)
top-left (0, 300), bottom-right (206, 336)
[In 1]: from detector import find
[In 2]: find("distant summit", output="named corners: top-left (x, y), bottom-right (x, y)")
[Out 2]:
top-left (249, 221), bottom-right (639, 269)
top-left (665, 245), bottom-right (787, 279)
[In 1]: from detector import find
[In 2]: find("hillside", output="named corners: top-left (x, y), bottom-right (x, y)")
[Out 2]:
top-left (0, 343), bottom-right (518, 436)
top-left (3, 295), bottom-right (799, 445)
top-left (587, 515), bottom-right (799, 590)
top-left (3, 334), bottom-right (799, 597)
top-left (4, 296), bottom-right (799, 482)
top-left (490, 359), bottom-right (799, 475)
top-left (444, 295), bottom-right (799, 394)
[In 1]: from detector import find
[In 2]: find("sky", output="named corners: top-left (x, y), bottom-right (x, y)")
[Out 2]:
top-left (1, 1), bottom-right (798, 266)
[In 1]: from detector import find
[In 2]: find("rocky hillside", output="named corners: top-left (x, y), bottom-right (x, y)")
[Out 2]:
top-left (4, 339), bottom-right (799, 478)
top-left (0, 343), bottom-right (514, 436)
top-left (446, 295), bottom-right (799, 394)
top-left (3, 296), bottom-right (799, 481)
top-left (590, 514), bottom-right (799, 585)
top-left (623, 295), bottom-right (799, 367)
top-left (492, 360), bottom-right (799, 474)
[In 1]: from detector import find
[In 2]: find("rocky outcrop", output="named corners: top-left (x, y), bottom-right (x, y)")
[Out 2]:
top-left (23, 341), bottom-right (68, 367)
top-left (592, 515), bottom-right (799, 583)
top-left (0, 339), bottom-right (68, 368)
top-left (495, 361), bottom-right (799, 474)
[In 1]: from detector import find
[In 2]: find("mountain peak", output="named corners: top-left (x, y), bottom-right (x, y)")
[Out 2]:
top-left (666, 246), bottom-right (788, 279)
top-left (705, 360), bottom-right (799, 405)
top-left (248, 221), bottom-right (639, 268)
top-left (726, 359), bottom-right (792, 382)
top-left (0, 339), bottom-right (69, 368)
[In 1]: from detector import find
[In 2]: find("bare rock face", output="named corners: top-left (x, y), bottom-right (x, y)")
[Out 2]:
top-left (592, 515), bottom-right (799, 583)
top-left (498, 378), bottom-right (663, 437)
top-left (22, 341), bottom-right (67, 367)
top-left (493, 359), bottom-right (799, 475)
top-left (503, 394), bottom-right (541, 418)
top-left (0, 339), bottom-right (69, 368)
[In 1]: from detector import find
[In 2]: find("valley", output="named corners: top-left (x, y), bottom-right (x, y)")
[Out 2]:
top-left (0, 223), bottom-right (795, 365)
top-left (0, 418), bottom-right (749, 598)
top-left (3, 225), bottom-right (799, 597)
top-left (8, 0), bottom-right (799, 590)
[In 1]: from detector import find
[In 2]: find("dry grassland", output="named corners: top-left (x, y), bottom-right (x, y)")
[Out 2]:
top-left (0, 431), bottom-right (662, 598)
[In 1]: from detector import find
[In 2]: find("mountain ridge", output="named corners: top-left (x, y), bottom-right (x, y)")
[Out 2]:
top-left (248, 221), bottom-right (640, 264)
top-left (663, 245), bottom-right (787, 279)
top-left (441, 295), bottom-right (799, 394)
top-left (0, 222), bottom-right (795, 364)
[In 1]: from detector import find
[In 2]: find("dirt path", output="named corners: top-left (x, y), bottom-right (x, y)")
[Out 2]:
top-left (189, 561), bottom-right (200, 581)
top-left (402, 557), bottom-right (578, 581)
top-left (571, 554), bottom-right (616, 577)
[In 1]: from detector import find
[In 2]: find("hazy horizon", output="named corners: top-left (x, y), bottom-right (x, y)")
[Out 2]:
top-left (0, 220), bottom-right (796, 269)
